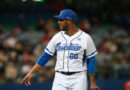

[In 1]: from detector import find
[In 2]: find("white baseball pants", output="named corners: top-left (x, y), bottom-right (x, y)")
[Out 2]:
top-left (52, 71), bottom-right (88, 90)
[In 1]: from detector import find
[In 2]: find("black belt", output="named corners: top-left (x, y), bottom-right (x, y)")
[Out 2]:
top-left (56, 71), bottom-right (80, 75)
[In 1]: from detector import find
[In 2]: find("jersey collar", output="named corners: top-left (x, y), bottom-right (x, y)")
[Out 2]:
top-left (61, 29), bottom-right (82, 40)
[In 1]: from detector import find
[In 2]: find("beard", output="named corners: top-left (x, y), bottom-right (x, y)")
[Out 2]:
top-left (61, 22), bottom-right (68, 31)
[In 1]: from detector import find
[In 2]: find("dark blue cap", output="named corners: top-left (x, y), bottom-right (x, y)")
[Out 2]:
top-left (54, 9), bottom-right (77, 22)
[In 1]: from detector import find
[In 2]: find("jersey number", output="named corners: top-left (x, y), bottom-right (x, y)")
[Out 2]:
top-left (70, 53), bottom-right (78, 59)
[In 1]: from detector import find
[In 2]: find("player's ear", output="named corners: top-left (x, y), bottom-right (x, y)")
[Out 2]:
top-left (67, 20), bottom-right (72, 24)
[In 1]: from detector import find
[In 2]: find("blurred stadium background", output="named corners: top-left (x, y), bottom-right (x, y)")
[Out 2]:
top-left (0, 0), bottom-right (130, 90)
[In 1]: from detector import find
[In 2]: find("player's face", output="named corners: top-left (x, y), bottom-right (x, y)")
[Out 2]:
top-left (58, 19), bottom-right (68, 31)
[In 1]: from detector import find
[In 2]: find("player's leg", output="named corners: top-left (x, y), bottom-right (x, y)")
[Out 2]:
top-left (52, 72), bottom-right (67, 90)
top-left (70, 71), bottom-right (88, 90)
top-left (52, 83), bottom-right (67, 90)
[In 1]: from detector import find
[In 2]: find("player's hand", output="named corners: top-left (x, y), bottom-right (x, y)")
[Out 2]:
top-left (90, 84), bottom-right (100, 90)
top-left (90, 88), bottom-right (100, 90)
top-left (20, 73), bottom-right (32, 86)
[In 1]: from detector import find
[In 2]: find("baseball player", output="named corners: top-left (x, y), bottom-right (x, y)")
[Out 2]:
top-left (21, 9), bottom-right (99, 90)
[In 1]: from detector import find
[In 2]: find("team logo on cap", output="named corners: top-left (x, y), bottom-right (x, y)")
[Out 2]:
top-left (60, 11), bottom-right (63, 15)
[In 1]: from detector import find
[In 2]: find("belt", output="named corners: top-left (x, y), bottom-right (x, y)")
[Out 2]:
top-left (56, 71), bottom-right (80, 75)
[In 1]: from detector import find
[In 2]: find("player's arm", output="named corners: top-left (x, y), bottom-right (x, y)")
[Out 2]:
top-left (20, 63), bottom-right (42, 86)
top-left (21, 32), bottom-right (57, 86)
top-left (21, 52), bottom-right (53, 86)
top-left (88, 56), bottom-right (99, 89)
top-left (89, 73), bottom-right (97, 88)
top-left (86, 35), bottom-right (99, 89)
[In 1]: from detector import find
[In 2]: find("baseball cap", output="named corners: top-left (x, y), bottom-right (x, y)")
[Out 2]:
top-left (54, 9), bottom-right (77, 22)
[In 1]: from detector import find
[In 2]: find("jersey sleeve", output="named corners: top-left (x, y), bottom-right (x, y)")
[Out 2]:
top-left (44, 35), bottom-right (57, 56)
top-left (86, 35), bottom-right (98, 58)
